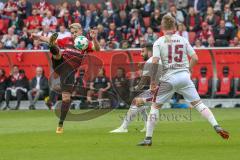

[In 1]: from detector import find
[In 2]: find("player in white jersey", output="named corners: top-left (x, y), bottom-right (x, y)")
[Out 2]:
top-left (138, 15), bottom-right (229, 146)
top-left (110, 48), bottom-right (162, 133)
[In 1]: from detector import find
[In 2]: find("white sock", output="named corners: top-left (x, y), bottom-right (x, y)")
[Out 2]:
top-left (139, 106), bottom-right (148, 128)
top-left (120, 105), bottom-right (138, 129)
top-left (146, 106), bottom-right (159, 137)
top-left (195, 102), bottom-right (218, 127)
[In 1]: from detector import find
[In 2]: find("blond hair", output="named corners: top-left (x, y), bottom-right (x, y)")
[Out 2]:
top-left (161, 14), bottom-right (176, 30)
top-left (69, 23), bottom-right (82, 30)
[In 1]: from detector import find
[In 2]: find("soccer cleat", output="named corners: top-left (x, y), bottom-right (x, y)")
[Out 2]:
top-left (137, 138), bottom-right (152, 146)
top-left (109, 127), bottom-right (128, 133)
top-left (56, 127), bottom-right (64, 134)
top-left (49, 32), bottom-right (58, 47)
top-left (49, 32), bottom-right (61, 58)
top-left (29, 105), bottom-right (36, 110)
top-left (214, 125), bottom-right (229, 140)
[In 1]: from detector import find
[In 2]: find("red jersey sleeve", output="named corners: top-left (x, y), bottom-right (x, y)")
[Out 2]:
top-left (86, 41), bottom-right (94, 52)
top-left (57, 37), bottom-right (73, 48)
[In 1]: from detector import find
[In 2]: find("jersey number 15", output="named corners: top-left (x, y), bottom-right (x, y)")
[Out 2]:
top-left (168, 44), bottom-right (183, 63)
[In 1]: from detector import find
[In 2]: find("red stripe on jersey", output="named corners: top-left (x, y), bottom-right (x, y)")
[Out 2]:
top-left (57, 37), bottom-right (74, 48)
top-left (57, 37), bottom-right (94, 69)
top-left (152, 86), bottom-right (160, 102)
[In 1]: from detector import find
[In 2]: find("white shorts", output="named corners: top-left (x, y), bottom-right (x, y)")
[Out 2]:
top-left (154, 71), bottom-right (200, 104)
top-left (137, 89), bottom-right (154, 102)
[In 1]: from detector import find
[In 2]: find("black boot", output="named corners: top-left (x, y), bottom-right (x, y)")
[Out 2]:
top-left (49, 33), bottom-right (59, 56)
top-left (14, 101), bottom-right (20, 110)
top-left (49, 32), bottom-right (58, 48)
top-left (137, 137), bottom-right (152, 146)
top-left (29, 104), bottom-right (36, 110)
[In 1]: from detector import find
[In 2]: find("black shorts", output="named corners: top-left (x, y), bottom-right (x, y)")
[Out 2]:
top-left (52, 57), bottom-right (75, 92)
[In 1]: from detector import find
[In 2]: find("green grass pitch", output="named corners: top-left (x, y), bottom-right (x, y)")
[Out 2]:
top-left (0, 108), bottom-right (239, 160)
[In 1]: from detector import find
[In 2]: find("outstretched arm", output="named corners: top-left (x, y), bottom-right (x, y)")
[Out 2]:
top-left (150, 57), bottom-right (160, 91)
top-left (31, 33), bottom-right (50, 44)
top-left (32, 33), bottom-right (61, 59)
top-left (90, 29), bottom-right (100, 51)
top-left (189, 53), bottom-right (198, 72)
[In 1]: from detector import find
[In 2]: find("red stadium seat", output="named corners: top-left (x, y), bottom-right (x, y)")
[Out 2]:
top-left (143, 17), bottom-right (150, 28)
top-left (198, 77), bottom-right (209, 96)
top-left (196, 66), bottom-right (211, 97)
top-left (216, 77), bottom-right (232, 96)
top-left (215, 65), bottom-right (233, 97)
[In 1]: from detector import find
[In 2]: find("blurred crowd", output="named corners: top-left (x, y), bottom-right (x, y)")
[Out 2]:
top-left (0, 0), bottom-right (240, 50)
top-left (0, 64), bottom-right (143, 110)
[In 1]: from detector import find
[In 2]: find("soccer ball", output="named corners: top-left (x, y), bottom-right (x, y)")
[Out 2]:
top-left (74, 36), bottom-right (89, 50)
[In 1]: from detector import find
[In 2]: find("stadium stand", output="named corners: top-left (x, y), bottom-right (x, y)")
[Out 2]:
top-left (0, 19), bottom-right (10, 34)
top-left (0, 0), bottom-right (240, 49)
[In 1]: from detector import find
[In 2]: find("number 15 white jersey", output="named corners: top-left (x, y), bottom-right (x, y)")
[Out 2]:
top-left (153, 34), bottom-right (195, 79)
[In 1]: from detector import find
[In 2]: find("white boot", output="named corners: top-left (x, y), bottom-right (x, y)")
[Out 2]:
top-left (109, 127), bottom-right (128, 133)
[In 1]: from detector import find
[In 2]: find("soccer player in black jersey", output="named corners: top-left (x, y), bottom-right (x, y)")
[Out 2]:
top-left (32, 23), bottom-right (100, 133)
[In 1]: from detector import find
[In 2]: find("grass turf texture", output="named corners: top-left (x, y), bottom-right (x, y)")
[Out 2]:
top-left (0, 108), bottom-right (239, 160)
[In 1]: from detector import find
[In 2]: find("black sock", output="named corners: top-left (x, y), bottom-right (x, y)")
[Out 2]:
top-left (5, 91), bottom-right (11, 106)
top-left (58, 101), bottom-right (71, 127)
top-left (16, 101), bottom-right (20, 109)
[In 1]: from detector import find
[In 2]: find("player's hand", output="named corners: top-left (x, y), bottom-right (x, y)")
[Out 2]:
top-left (90, 29), bottom-right (98, 39)
top-left (150, 82), bottom-right (158, 93)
